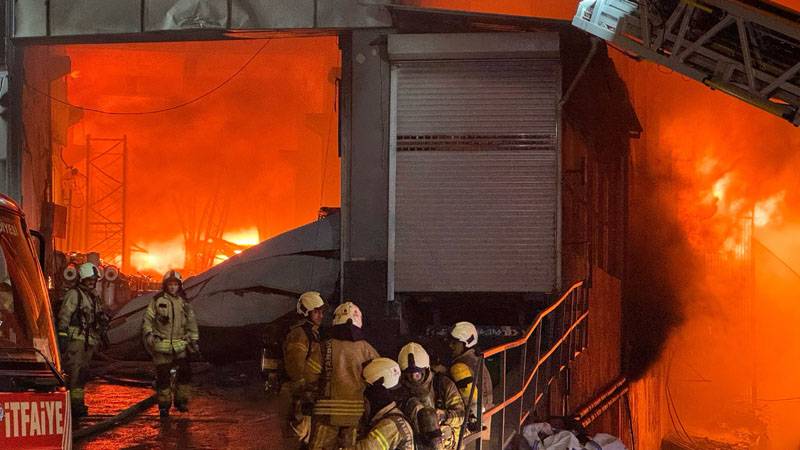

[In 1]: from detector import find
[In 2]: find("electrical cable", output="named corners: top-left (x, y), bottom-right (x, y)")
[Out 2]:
top-left (624, 393), bottom-right (637, 450)
top-left (24, 39), bottom-right (271, 116)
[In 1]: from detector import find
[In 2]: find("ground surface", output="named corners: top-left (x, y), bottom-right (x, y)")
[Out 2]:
top-left (76, 362), bottom-right (292, 449)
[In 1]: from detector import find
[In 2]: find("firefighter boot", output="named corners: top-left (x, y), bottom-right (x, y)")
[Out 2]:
top-left (175, 383), bottom-right (191, 412)
top-left (158, 387), bottom-right (172, 418)
top-left (70, 387), bottom-right (88, 419)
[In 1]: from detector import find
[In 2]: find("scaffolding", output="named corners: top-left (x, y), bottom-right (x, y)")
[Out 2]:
top-left (84, 136), bottom-right (128, 270)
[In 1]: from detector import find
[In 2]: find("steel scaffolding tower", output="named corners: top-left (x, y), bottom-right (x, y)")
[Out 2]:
top-left (84, 135), bottom-right (128, 270)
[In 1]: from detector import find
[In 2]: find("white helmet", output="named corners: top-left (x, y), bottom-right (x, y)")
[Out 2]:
top-left (163, 270), bottom-right (182, 284)
top-left (78, 262), bottom-right (100, 281)
top-left (332, 301), bottom-right (363, 328)
top-left (450, 321), bottom-right (478, 348)
top-left (398, 342), bottom-right (430, 372)
top-left (297, 291), bottom-right (325, 316)
top-left (363, 357), bottom-right (401, 389)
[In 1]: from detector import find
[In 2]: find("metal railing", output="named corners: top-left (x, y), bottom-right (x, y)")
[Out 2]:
top-left (465, 280), bottom-right (589, 449)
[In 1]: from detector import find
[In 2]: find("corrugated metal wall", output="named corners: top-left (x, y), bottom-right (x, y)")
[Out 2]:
top-left (393, 59), bottom-right (560, 292)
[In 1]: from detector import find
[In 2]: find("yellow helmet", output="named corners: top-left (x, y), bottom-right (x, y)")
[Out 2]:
top-left (450, 321), bottom-right (478, 348)
top-left (297, 291), bottom-right (325, 316)
top-left (333, 301), bottom-right (363, 328)
top-left (397, 342), bottom-right (430, 372)
top-left (363, 357), bottom-right (401, 389)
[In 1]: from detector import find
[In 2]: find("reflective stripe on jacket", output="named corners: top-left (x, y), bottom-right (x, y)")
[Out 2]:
top-left (313, 338), bottom-right (379, 426)
top-left (57, 288), bottom-right (103, 346)
top-left (283, 320), bottom-right (322, 384)
top-left (348, 404), bottom-right (414, 450)
top-left (142, 292), bottom-right (199, 354)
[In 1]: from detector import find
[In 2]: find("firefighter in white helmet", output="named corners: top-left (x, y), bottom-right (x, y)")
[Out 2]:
top-left (397, 342), bottom-right (464, 450)
top-left (309, 301), bottom-right (379, 450)
top-left (448, 321), bottom-right (493, 441)
top-left (57, 262), bottom-right (110, 417)
top-left (142, 270), bottom-right (199, 418)
top-left (281, 291), bottom-right (326, 445)
top-left (341, 357), bottom-right (414, 450)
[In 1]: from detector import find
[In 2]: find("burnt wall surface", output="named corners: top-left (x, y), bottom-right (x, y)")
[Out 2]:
top-left (554, 36), bottom-right (635, 439)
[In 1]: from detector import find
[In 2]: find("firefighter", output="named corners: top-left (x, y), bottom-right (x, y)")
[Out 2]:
top-left (142, 270), bottom-right (200, 418)
top-left (57, 262), bottom-right (110, 418)
top-left (448, 321), bottom-right (493, 441)
top-left (309, 302), bottom-right (379, 450)
top-left (281, 291), bottom-right (326, 445)
top-left (342, 357), bottom-right (414, 450)
top-left (397, 342), bottom-right (464, 450)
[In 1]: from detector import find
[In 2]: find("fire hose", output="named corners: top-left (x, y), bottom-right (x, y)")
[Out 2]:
top-left (73, 394), bottom-right (157, 440)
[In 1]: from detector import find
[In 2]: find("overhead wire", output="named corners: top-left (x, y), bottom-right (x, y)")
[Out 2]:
top-left (24, 39), bottom-right (272, 116)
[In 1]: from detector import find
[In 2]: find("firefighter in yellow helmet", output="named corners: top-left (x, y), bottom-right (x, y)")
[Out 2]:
top-left (281, 291), bottom-right (326, 445)
top-left (448, 321), bottom-right (493, 442)
top-left (342, 357), bottom-right (414, 450)
top-left (397, 342), bottom-right (464, 450)
top-left (57, 262), bottom-right (110, 417)
top-left (142, 270), bottom-right (199, 418)
top-left (309, 302), bottom-right (379, 450)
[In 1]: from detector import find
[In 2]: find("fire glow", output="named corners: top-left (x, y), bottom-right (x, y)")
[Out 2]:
top-left (40, 37), bottom-right (341, 278)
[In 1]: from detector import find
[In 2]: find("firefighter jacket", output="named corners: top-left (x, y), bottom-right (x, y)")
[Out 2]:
top-left (313, 324), bottom-right (379, 427)
top-left (142, 292), bottom-right (199, 357)
top-left (283, 319), bottom-right (322, 386)
top-left (453, 348), bottom-right (493, 412)
top-left (401, 370), bottom-right (465, 431)
top-left (57, 287), bottom-right (106, 347)
top-left (347, 402), bottom-right (414, 450)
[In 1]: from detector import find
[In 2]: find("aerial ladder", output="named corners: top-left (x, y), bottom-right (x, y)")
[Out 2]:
top-left (573, 0), bottom-right (800, 125)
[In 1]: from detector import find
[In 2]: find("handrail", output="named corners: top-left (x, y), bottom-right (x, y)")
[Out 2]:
top-left (483, 280), bottom-right (585, 358)
top-left (469, 280), bottom-right (590, 450)
top-left (483, 310), bottom-right (588, 420)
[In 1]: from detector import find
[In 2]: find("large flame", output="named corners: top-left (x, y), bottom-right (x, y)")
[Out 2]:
top-left (42, 37), bottom-right (341, 278)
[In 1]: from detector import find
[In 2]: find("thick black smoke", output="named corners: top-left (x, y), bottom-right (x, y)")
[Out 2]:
top-left (622, 173), bottom-right (696, 380)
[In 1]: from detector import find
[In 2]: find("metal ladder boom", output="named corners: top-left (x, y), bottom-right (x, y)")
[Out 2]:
top-left (573, 0), bottom-right (800, 125)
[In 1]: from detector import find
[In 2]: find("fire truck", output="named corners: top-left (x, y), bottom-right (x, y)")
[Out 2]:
top-left (0, 194), bottom-right (71, 449)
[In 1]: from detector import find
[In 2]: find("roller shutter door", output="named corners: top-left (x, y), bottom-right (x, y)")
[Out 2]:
top-left (393, 59), bottom-right (560, 292)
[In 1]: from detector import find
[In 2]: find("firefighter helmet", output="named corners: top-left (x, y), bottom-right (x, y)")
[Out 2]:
top-left (297, 291), bottom-right (325, 317)
top-left (163, 270), bottom-right (183, 285)
top-left (450, 321), bottom-right (478, 348)
top-left (332, 301), bottom-right (363, 328)
top-left (398, 342), bottom-right (431, 372)
top-left (363, 357), bottom-right (401, 389)
top-left (78, 262), bottom-right (100, 281)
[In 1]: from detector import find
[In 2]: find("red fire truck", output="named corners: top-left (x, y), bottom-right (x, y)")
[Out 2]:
top-left (0, 194), bottom-right (71, 449)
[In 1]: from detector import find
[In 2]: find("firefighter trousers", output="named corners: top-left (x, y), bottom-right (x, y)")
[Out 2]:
top-left (63, 339), bottom-right (97, 413)
top-left (155, 357), bottom-right (191, 409)
top-left (309, 420), bottom-right (358, 450)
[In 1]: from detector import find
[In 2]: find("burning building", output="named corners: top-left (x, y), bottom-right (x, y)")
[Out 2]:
top-left (0, 0), bottom-right (798, 449)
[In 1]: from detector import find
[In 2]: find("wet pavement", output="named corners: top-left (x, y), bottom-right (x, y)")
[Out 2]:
top-left (76, 363), bottom-right (292, 449)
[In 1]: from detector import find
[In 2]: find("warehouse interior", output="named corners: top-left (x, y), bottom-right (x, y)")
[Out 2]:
top-left (21, 37), bottom-right (341, 278)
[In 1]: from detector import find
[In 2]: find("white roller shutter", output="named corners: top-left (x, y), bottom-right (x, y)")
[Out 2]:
top-left (392, 59), bottom-right (560, 293)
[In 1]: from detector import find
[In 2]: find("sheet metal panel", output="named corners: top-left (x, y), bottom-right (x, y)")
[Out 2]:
top-left (393, 59), bottom-right (559, 293)
top-left (388, 32), bottom-right (560, 61)
top-left (13, 0), bottom-right (391, 37)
